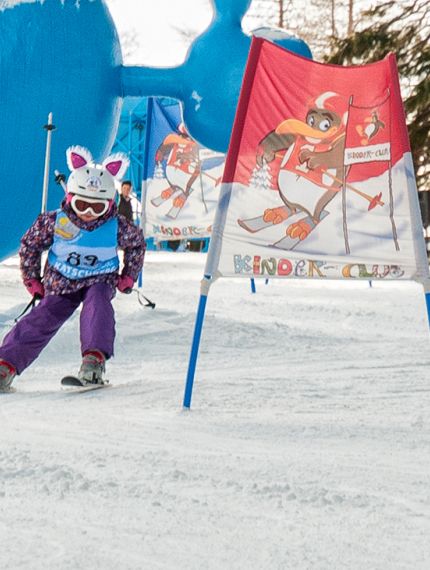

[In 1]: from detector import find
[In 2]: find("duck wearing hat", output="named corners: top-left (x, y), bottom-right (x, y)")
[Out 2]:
top-left (252, 91), bottom-right (349, 241)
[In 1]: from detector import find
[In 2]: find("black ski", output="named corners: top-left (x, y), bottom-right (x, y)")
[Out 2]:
top-left (61, 376), bottom-right (111, 392)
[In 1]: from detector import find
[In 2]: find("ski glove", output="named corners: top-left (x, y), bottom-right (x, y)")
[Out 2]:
top-left (24, 278), bottom-right (45, 299)
top-left (117, 275), bottom-right (134, 294)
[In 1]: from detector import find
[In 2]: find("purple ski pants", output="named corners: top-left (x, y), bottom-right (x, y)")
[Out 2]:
top-left (0, 283), bottom-right (115, 374)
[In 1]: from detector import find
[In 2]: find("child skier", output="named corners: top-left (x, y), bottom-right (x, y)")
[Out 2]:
top-left (0, 146), bottom-right (145, 392)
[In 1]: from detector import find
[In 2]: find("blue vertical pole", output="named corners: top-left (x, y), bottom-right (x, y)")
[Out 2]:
top-left (183, 275), bottom-right (211, 408)
top-left (250, 278), bottom-right (256, 294)
top-left (424, 291), bottom-right (430, 328)
top-left (138, 97), bottom-right (154, 289)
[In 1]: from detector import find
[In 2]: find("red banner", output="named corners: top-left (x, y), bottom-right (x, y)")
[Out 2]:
top-left (207, 38), bottom-right (427, 282)
top-left (225, 39), bottom-right (410, 189)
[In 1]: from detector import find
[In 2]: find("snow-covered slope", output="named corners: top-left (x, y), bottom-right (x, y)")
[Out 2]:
top-left (1, 252), bottom-right (429, 569)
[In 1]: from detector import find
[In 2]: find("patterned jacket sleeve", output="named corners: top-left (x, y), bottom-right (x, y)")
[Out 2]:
top-left (117, 215), bottom-right (146, 281)
top-left (19, 212), bottom-right (56, 281)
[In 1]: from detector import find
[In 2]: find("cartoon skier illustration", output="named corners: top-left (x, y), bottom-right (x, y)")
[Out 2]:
top-left (238, 92), bottom-right (351, 248)
top-left (151, 123), bottom-right (217, 220)
top-left (238, 92), bottom-right (387, 250)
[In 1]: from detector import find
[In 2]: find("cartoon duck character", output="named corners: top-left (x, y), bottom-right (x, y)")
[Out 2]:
top-left (356, 111), bottom-right (385, 145)
top-left (154, 123), bottom-right (202, 212)
top-left (241, 92), bottom-right (349, 241)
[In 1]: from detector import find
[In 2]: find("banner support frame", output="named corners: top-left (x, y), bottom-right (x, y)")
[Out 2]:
top-left (183, 273), bottom-right (215, 409)
top-left (418, 278), bottom-right (430, 330)
top-left (182, 38), bottom-right (264, 409)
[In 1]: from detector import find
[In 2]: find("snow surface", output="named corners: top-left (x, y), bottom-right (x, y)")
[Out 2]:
top-left (1, 251), bottom-right (430, 569)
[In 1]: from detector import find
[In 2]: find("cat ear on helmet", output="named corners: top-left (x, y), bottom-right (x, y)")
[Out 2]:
top-left (102, 153), bottom-right (130, 180)
top-left (66, 146), bottom-right (94, 171)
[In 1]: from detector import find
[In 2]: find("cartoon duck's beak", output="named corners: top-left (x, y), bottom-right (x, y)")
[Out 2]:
top-left (275, 119), bottom-right (338, 140)
top-left (164, 133), bottom-right (188, 146)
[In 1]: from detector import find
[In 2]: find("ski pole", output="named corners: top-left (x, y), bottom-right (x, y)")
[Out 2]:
top-left (201, 171), bottom-right (222, 185)
top-left (136, 289), bottom-right (156, 309)
top-left (320, 168), bottom-right (384, 210)
top-left (41, 112), bottom-right (56, 214)
top-left (120, 285), bottom-right (156, 309)
top-left (13, 295), bottom-right (42, 323)
top-left (54, 169), bottom-right (67, 193)
top-left (129, 288), bottom-right (156, 309)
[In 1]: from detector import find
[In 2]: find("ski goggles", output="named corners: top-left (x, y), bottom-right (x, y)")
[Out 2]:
top-left (71, 195), bottom-right (109, 217)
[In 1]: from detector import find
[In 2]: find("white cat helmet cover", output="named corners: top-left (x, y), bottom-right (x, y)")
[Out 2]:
top-left (66, 146), bottom-right (130, 201)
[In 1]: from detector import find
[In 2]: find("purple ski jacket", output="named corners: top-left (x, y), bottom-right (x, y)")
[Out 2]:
top-left (19, 201), bottom-right (145, 296)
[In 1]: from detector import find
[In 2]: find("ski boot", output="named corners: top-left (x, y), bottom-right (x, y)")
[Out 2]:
top-left (0, 359), bottom-right (17, 392)
top-left (78, 350), bottom-right (106, 385)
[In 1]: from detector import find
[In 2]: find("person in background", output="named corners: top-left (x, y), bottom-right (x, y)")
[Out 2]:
top-left (118, 180), bottom-right (134, 222)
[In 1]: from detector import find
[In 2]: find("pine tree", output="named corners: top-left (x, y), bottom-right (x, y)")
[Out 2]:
top-left (327, 0), bottom-right (430, 199)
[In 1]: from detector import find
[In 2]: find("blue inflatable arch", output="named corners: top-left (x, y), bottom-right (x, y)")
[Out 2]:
top-left (0, 0), bottom-right (311, 260)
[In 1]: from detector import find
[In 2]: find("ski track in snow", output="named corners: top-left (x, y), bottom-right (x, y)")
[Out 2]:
top-left (1, 252), bottom-right (430, 569)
